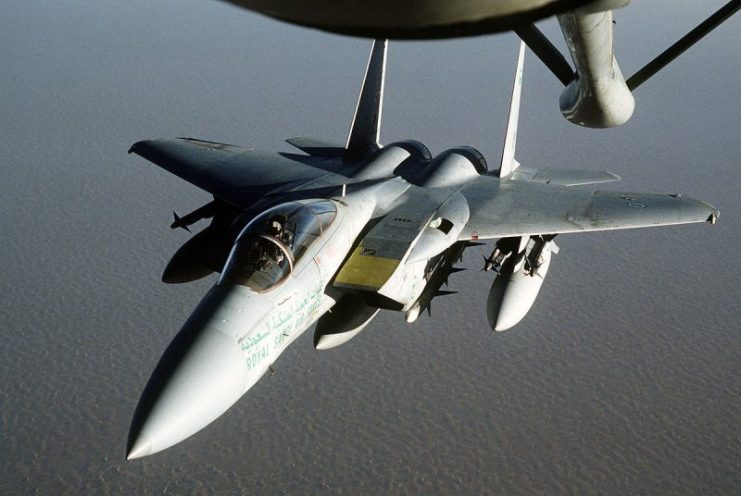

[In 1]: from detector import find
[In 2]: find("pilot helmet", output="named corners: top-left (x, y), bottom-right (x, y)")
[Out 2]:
top-left (267, 217), bottom-right (283, 236)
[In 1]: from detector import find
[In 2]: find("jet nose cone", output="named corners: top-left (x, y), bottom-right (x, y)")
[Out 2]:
top-left (127, 324), bottom-right (247, 459)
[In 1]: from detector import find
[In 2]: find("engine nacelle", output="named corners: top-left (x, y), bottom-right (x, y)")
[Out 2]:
top-left (557, 10), bottom-right (635, 128)
top-left (377, 194), bottom-right (469, 305)
top-left (417, 147), bottom-right (487, 188)
top-left (407, 192), bottom-right (469, 263)
top-left (486, 236), bottom-right (557, 331)
top-left (353, 140), bottom-right (432, 181)
top-left (162, 227), bottom-right (234, 284)
top-left (314, 293), bottom-right (380, 350)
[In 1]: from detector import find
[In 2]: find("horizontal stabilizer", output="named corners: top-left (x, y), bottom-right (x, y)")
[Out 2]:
top-left (509, 167), bottom-right (621, 186)
top-left (285, 137), bottom-right (345, 157)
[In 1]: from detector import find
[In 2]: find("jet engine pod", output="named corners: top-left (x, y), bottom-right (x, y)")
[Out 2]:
top-left (419, 147), bottom-right (487, 188)
top-left (486, 237), bottom-right (556, 331)
top-left (163, 227), bottom-right (235, 284)
top-left (314, 293), bottom-right (380, 350)
top-left (352, 142), bottom-right (425, 181)
top-left (407, 192), bottom-right (470, 264)
top-left (222, 0), bottom-right (595, 39)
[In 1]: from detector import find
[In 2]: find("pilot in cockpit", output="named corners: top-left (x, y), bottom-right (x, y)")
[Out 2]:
top-left (267, 216), bottom-right (294, 249)
top-left (220, 201), bottom-right (336, 291)
top-left (268, 218), bottom-right (283, 238)
top-left (263, 216), bottom-right (292, 266)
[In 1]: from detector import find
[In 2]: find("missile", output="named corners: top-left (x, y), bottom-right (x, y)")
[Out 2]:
top-left (404, 301), bottom-right (424, 323)
top-left (404, 243), bottom-right (466, 323)
top-left (170, 201), bottom-right (218, 231)
top-left (486, 237), bottom-right (557, 331)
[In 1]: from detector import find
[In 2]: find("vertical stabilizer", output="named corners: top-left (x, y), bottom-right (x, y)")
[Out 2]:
top-left (346, 39), bottom-right (387, 159)
top-left (499, 41), bottom-right (526, 178)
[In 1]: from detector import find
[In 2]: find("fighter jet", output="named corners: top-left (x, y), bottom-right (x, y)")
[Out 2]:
top-left (221, 0), bottom-right (739, 128)
top-left (126, 40), bottom-right (718, 459)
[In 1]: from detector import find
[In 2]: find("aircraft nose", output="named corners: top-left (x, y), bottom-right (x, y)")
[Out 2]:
top-left (126, 322), bottom-right (248, 459)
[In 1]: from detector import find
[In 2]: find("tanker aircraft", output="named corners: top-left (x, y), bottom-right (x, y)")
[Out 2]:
top-left (223, 0), bottom-right (739, 128)
top-left (126, 40), bottom-right (718, 459)
top-left (222, 0), bottom-right (598, 38)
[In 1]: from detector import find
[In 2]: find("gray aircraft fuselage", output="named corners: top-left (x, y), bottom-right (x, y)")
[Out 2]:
top-left (125, 40), bottom-right (718, 459)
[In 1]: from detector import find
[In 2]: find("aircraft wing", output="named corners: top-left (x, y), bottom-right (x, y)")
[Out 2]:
top-left (460, 177), bottom-right (718, 240)
top-left (129, 138), bottom-right (334, 207)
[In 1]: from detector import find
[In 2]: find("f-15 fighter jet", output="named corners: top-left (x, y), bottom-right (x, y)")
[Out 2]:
top-left (126, 40), bottom-right (718, 459)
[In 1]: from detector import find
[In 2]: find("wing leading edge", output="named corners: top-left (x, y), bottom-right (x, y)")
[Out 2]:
top-left (460, 178), bottom-right (718, 240)
top-left (129, 138), bottom-right (332, 207)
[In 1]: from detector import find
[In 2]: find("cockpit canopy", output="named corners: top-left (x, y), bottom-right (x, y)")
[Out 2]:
top-left (218, 200), bottom-right (337, 292)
